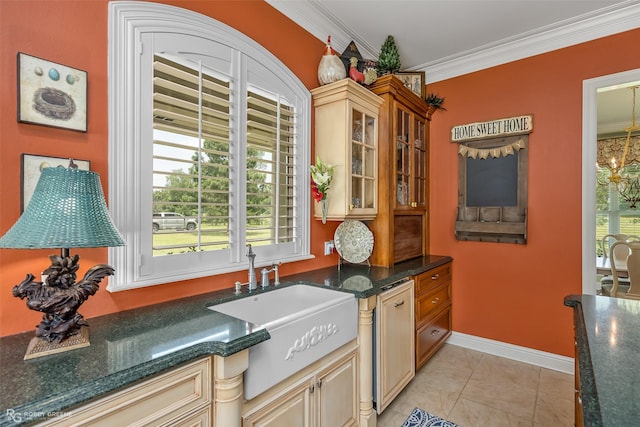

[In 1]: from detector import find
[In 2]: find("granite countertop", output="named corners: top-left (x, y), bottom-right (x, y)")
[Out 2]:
top-left (0, 255), bottom-right (451, 426)
top-left (564, 294), bottom-right (640, 427)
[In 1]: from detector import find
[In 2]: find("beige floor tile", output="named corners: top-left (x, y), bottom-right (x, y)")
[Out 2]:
top-left (426, 343), bottom-right (485, 372)
top-left (393, 379), bottom-right (461, 420)
top-left (377, 406), bottom-right (410, 427)
top-left (461, 354), bottom-right (540, 419)
top-left (376, 344), bottom-right (575, 427)
top-left (448, 397), bottom-right (533, 427)
top-left (471, 352), bottom-right (541, 386)
top-left (534, 368), bottom-right (574, 427)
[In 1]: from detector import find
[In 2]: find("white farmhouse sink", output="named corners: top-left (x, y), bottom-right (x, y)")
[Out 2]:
top-left (208, 284), bottom-right (357, 399)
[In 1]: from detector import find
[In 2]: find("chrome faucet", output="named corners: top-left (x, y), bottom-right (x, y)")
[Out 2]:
top-left (260, 262), bottom-right (281, 288)
top-left (246, 244), bottom-right (257, 290)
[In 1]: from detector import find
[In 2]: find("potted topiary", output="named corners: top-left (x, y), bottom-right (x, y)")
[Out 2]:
top-left (425, 93), bottom-right (446, 118)
top-left (376, 35), bottom-right (401, 76)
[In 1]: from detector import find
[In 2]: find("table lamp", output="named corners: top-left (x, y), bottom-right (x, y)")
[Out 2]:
top-left (0, 161), bottom-right (124, 359)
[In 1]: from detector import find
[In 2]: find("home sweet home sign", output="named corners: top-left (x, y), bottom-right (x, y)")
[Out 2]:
top-left (453, 115), bottom-right (533, 244)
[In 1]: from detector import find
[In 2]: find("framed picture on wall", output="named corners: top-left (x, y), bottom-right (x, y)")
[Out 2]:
top-left (21, 154), bottom-right (90, 212)
top-left (394, 71), bottom-right (426, 99)
top-left (17, 53), bottom-right (88, 132)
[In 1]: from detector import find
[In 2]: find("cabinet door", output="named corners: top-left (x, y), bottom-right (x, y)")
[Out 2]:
top-left (317, 351), bottom-right (358, 427)
top-left (40, 358), bottom-right (211, 427)
top-left (412, 118), bottom-right (427, 208)
top-left (171, 406), bottom-right (211, 427)
top-left (395, 106), bottom-right (426, 210)
top-left (376, 280), bottom-right (415, 413)
top-left (350, 107), bottom-right (377, 215)
top-left (395, 106), bottom-right (412, 208)
top-left (243, 380), bottom-right (312, 427)
top-left (311, 79), bottom-right (381, 221)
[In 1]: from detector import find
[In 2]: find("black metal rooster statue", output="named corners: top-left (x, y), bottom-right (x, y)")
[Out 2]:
top-left (12, 253), bottom-right (115, 343)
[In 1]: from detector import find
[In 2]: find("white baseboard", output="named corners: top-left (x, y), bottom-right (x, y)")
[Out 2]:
top-left (446, 332), bottom-right (574, 375)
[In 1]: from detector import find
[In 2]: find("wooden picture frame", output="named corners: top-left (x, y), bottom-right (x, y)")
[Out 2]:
top-left (394, 71), bottom-right (425, 98)
top-left (21, 154), bottom-right (90, 212)
top-left (17, 52), bottom-right (88, 132)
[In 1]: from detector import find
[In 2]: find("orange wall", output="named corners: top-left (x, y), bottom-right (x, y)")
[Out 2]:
top-left (0, 0), bottom-right (335, 337)
top-left (427, 29), bottom-right (640, 357)
top-left (1, 1), bottom-right (638, 359)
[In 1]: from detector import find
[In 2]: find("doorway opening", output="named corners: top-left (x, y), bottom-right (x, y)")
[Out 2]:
top-left (583, 68), bottom-right (640, 295)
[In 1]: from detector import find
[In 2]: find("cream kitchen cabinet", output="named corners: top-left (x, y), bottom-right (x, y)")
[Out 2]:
top-left (39, 357), bottom-right (213, 426)
top-left (38, 350), bottom-right (250, 427)
top-left (376, 280), bottom-right (415, 413)
top-left (243, 341), bottom-right (358, 427)
top-left (310, 79), bottom-right (383, 221)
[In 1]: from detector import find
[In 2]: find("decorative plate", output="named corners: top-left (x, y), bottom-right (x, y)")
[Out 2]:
top-left (334, 220), bottom-right (374, 264)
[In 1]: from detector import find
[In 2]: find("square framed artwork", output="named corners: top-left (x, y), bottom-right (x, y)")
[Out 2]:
top-left (395, 71), bottom-right (426, 99)
top-left (17, 53), bottom-right (88, 132)
top-left (21, 154), bottom-right (90, 212)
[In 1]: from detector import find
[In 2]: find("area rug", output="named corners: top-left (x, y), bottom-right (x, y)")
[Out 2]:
top-left (400, 407), bottom-right (463, 427)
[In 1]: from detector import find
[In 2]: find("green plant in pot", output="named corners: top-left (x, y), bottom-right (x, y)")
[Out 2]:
top-left (376, 35), bottom-right (401, 75)
top-left (425, 93), bottom-right (446, 117)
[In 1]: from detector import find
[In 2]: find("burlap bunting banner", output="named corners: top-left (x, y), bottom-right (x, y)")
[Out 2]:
top-left (458, 138), bottom-right (526, 159)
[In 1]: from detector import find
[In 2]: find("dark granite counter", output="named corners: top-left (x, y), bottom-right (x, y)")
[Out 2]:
top-left (564, 294), bottom-right (640, 427)
top-left (0, 255), bottom-right (451, 426)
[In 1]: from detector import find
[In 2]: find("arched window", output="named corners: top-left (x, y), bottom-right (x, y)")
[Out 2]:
top-left (107, 2), bottom-right (311, 291)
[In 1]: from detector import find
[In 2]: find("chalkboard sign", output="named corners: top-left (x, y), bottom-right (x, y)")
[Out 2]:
top-left (466, 151), bottom-right (518, 207)
top-left (456, 134), bottom-right (528, 244)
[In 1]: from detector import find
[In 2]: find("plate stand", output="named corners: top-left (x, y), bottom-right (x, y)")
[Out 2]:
top-left (338, 255), bottom-right (371, 270)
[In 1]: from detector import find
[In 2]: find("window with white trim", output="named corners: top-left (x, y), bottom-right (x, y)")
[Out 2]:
top-left (107, 2), bottom-right (310, 291)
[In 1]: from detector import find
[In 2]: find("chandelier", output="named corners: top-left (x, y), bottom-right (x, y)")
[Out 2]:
top-left (599, 85), bottom-right (640, 208)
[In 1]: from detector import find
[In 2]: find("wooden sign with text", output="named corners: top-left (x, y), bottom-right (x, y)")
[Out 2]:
top-left (451, 115), bottom-right (533, 142)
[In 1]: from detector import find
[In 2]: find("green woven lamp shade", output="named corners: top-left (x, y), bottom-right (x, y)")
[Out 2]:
top-left (0, 167), bottom-right (124, 249)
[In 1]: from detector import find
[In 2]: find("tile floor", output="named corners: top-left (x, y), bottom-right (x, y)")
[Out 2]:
top-left (377, 343), bottom-right (574, 427)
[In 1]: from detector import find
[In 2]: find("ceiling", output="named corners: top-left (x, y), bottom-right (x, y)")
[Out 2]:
top-left (266, 0), bottom-right (640, 135)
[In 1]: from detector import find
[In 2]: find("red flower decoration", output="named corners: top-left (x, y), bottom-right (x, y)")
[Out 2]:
top-left (311, 180), bottom-right (324, 202)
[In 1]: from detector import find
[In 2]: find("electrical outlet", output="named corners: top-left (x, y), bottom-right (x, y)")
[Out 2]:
top-left (324, 240), bottom-right (335, 256)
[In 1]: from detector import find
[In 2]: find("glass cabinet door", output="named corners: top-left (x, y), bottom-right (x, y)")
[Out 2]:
top-left (413, 118), bottom-right (426, 207)
top-left (396, 108), bottom-right (411, 207)
top-left (351, 107), bottom-right (376, 212)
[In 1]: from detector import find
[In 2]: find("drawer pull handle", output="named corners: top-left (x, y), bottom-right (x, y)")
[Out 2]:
top-left (431, 297), bottom-right (440, 304)
top-left (431, 329), bottom-right (441, 336)
top-left (394, 300), bottom-right (405, 307)
top-left (432, 273), bottom-right (439, 280)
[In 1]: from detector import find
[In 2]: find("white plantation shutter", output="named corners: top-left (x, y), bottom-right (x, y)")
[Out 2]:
top-left (246, 90), bottom-right (297, 246)
top-left (108, 3), bottom-right (310, 290)
top-left (152, 55), bottom-right (232, 254)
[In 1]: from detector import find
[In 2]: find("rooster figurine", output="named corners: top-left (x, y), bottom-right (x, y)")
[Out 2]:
top-left (317, 35), bottom-right (346, 85)
top-left (12, 253), bottom-right (115, 343)
top-left (349, 57), bottom-right (377, 85)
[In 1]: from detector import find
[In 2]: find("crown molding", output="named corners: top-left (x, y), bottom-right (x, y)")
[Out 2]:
top-left (265, 0), bottom-right (379, 60)
top-left (266, 0), bottom-right (640, 84)
top-left (424, 1), bottom-right (640, 83)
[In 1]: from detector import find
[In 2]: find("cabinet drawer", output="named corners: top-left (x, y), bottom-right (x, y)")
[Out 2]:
top-left (41, 358), bottom-right (211, 426)
top-left (416, 307), bottom-right (451, 369)
top-left (415, 263), bottom-right (451, 295)
top-left (415, 283), bottom-right (450, 326)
